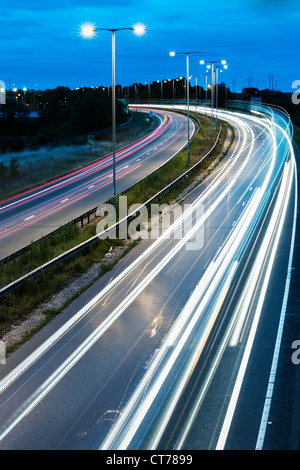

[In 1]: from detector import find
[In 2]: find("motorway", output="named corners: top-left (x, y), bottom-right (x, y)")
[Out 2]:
top-left (0, 107), bottom-right (193, 260)
top-left (0, 103), bottom-right (297, 450)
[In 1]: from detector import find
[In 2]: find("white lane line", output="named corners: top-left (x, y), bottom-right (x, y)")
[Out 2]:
top-left (88, 185), bottom-right (95, 189)
top-left (24, 215), bottom-right (35, 221)
top-left (60, 198), bottom-right (69, 203)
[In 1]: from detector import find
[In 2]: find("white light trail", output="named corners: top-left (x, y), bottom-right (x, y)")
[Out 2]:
top-left (0, 104), bottom-right (295, 452)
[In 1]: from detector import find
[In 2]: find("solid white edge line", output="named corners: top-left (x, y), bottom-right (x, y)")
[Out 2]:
top-left (255, 146), bottom-right (298, 450)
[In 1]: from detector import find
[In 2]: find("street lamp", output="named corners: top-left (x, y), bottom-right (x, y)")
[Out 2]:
top-left (215, 64), bottom-right (228, 126)
top-left (170, 50), bottom-right (204, 165)
top-left (80, 22), bottom-right (145, 209)
top-left (200, 59), bottom-right (227, 140)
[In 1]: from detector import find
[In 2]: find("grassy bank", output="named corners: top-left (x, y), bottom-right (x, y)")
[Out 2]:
top-left (0, 112), bottom-right (234, 348)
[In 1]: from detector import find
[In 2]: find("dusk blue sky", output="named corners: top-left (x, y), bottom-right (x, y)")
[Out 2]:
top-left (1, 0), bottom-right (299, 93)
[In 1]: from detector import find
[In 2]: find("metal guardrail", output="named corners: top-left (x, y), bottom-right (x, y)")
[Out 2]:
top-left (0, 111), bottom-right (222, 299)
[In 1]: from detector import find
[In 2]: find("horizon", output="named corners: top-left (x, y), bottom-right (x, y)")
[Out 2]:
top-left (1, 0), bottom-right (299, 94)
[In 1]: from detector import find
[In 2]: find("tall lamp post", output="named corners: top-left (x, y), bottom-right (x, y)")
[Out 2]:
top-left (215, 64), bottom-right (228, 127)
top-left (170, 51), bottom-right (204, 165)
top-left (80, 22), bottom-right (145, 209)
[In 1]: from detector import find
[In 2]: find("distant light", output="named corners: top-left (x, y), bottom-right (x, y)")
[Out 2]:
top-left (206, 65), bottom-right (211, 69)
top-left (80, 22), bottom-right (96, 39)
top-left (200, 60), bottom-right (205, 64)
top-left (221, 60), bottom-right (226, 64)
top-left (23, 87), bottom-right (27, 92)
top-left (170, 51), bottom-right (176, 57)
top-left (224, 64), bottom-right (228, 69)
top-left (133, 23), bottom-right (146, 36)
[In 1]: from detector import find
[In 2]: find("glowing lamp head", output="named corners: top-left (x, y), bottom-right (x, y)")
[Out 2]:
top-left (133, 23), bottom-right (145, 36)
top-left (200, 60), bottom-right (205, 65)
top-left (221, 60), bottom-right (226, 65)
top-left (169, 51), bottom-right (176, 57)
top-left (80, 22), bottom-right (96, 39)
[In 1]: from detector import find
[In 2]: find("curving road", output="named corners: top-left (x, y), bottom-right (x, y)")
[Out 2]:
top-left (0, 108), bottom-right (193, 260)
top-left (0, 103), bottom-right (297, 450)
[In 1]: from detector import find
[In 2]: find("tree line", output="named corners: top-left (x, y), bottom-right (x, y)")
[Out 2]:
top-left (241, 87), bottom-right (300, 127)
top-left (0, 86), bottom-right (128, 152)
top-left (1, 81), bottom-right (298, 159)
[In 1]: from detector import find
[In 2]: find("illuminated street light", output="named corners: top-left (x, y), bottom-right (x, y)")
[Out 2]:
top-left (80, 22), bottom-right (96, 38)
top-left (133, 23), bottom-right (146, 36)
top-left (170, 50), bottom-right (204, 165)
top-left (80, 22), bottom-right (146, 209)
